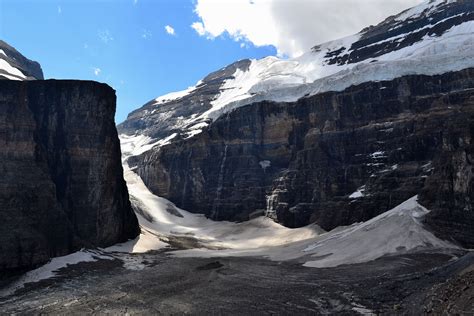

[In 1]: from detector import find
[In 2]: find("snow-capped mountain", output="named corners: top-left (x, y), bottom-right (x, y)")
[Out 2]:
top-left (119, 0), bottom-right (473, 144)
top-left (0, 40), bottom-right (43, 80)
top-left (119, 0), bottom-right (474, 248)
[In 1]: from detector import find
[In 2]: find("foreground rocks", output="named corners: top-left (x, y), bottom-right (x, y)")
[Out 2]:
top-left (0, 80), bottom-right (139, 274)
top-left (0, 250), bottom-right (471, 314)
top-left (132, 68), bottom-right (474, 247)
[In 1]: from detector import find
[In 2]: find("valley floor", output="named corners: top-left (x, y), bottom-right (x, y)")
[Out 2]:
top-left (0, 249), bottom-right (472, 315)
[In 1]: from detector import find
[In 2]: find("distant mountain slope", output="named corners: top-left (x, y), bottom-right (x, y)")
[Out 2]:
top-left (119, 0), bottom-right (473, 145)
top-left (0, 40), bottom-right (43, 80)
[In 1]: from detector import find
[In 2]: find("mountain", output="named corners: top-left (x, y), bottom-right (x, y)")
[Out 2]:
top-left (0, 44), bottom-right (139, 274)
top-left (0, 40), bottom-right (43, 80)
top-left (119, 0), bottom-right (473, 141)
top-left (119, 0), bottom-right (474, 247)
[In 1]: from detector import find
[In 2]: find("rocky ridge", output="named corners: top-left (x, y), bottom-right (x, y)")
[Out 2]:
top-left (0, 40), bottom-right (43, 80)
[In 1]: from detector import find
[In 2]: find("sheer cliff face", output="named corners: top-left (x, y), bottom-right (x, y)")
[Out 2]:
top-left (133, 69), bottom-right (474, 247)
top-left (0, 80), bottom-right (139, 273)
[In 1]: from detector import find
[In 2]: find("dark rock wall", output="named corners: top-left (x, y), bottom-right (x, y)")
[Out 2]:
top-left (134, 69), bottom-right (474, 247)
top-left (0, 80), bottom-right (139, 273)
top-left (420, 116), bottom-right (474, 247)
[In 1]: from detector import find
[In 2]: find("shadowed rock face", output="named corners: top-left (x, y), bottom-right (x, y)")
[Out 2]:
top-left (132, 69), bottom-right (474, 247)
top-left (0, 80), bottom-right (139, 274)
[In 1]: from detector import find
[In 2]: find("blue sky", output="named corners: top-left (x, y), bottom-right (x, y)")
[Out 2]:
top-left (0, 0), bottom-right (276, 123)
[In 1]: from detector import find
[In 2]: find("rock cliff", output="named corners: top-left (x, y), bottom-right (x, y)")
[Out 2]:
top-left (0, 80), bottom-right (139, 274)
top-left (132, 68), bottom-right (473, 247)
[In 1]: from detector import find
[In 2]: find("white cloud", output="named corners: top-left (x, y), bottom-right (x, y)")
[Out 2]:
top-left (93, 67), bottom-right (101, 76)
top-left (98, 29), bottom-right (114, 44)
top-left (191, 22), bottom-right (206, 36)
top-left (142, 29), bottom-right (152, 39)
top-left (165, 25), bottom-right (176, 36)
top-left (191, 0), bottom-right (424, 57)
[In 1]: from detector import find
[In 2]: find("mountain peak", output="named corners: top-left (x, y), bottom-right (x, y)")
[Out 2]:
top-left (0, 40), bottom-right (44, 80)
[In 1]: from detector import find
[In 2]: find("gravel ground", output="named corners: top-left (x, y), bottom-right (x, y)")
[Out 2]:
top-left (0, 249), bottom-right (472, 315)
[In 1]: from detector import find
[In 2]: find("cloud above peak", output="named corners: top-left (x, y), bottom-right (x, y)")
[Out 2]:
top-left (165, 25), bottom-right (176, 36)
top-left (191, 0), bottom-right (424, 57)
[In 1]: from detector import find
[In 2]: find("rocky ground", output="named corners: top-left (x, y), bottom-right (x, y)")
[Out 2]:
top-left (0, 248), bottom-right (472, 315)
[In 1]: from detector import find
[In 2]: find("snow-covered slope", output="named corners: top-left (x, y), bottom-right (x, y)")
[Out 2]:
top-left (301, 196), bottom-right (458, 268)
top-left (0, 40), bottom-right (43, 80)
top-left (117, 136), bottom-right (458, 266)
top-left (118, 0), bottom-right (474, 151)
top-left (112, 141), bottom-right (322, 253)
top-left (168, 196), bottom-right (459, 267)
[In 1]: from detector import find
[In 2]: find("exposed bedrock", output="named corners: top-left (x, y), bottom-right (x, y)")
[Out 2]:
top-left (0, 80), bottom-right (139, 274)
top-left (134, 69), bottom-right (474, 247)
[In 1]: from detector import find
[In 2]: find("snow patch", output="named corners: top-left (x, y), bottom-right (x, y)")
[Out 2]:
top-left (0, 250), bottom-right (112, 297)
top-left (119, 133), bottom-right (177, 161)
top-left (370, 151), bottom-right (386, 159)
top-left (0, 58), bottom-right (26, 80)
top-left (259, 160), bottom-right (271, 170)
top-left (349, 186), bottom-right (366, 199)
top-left (153, 85), bottom-right (197, 105)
